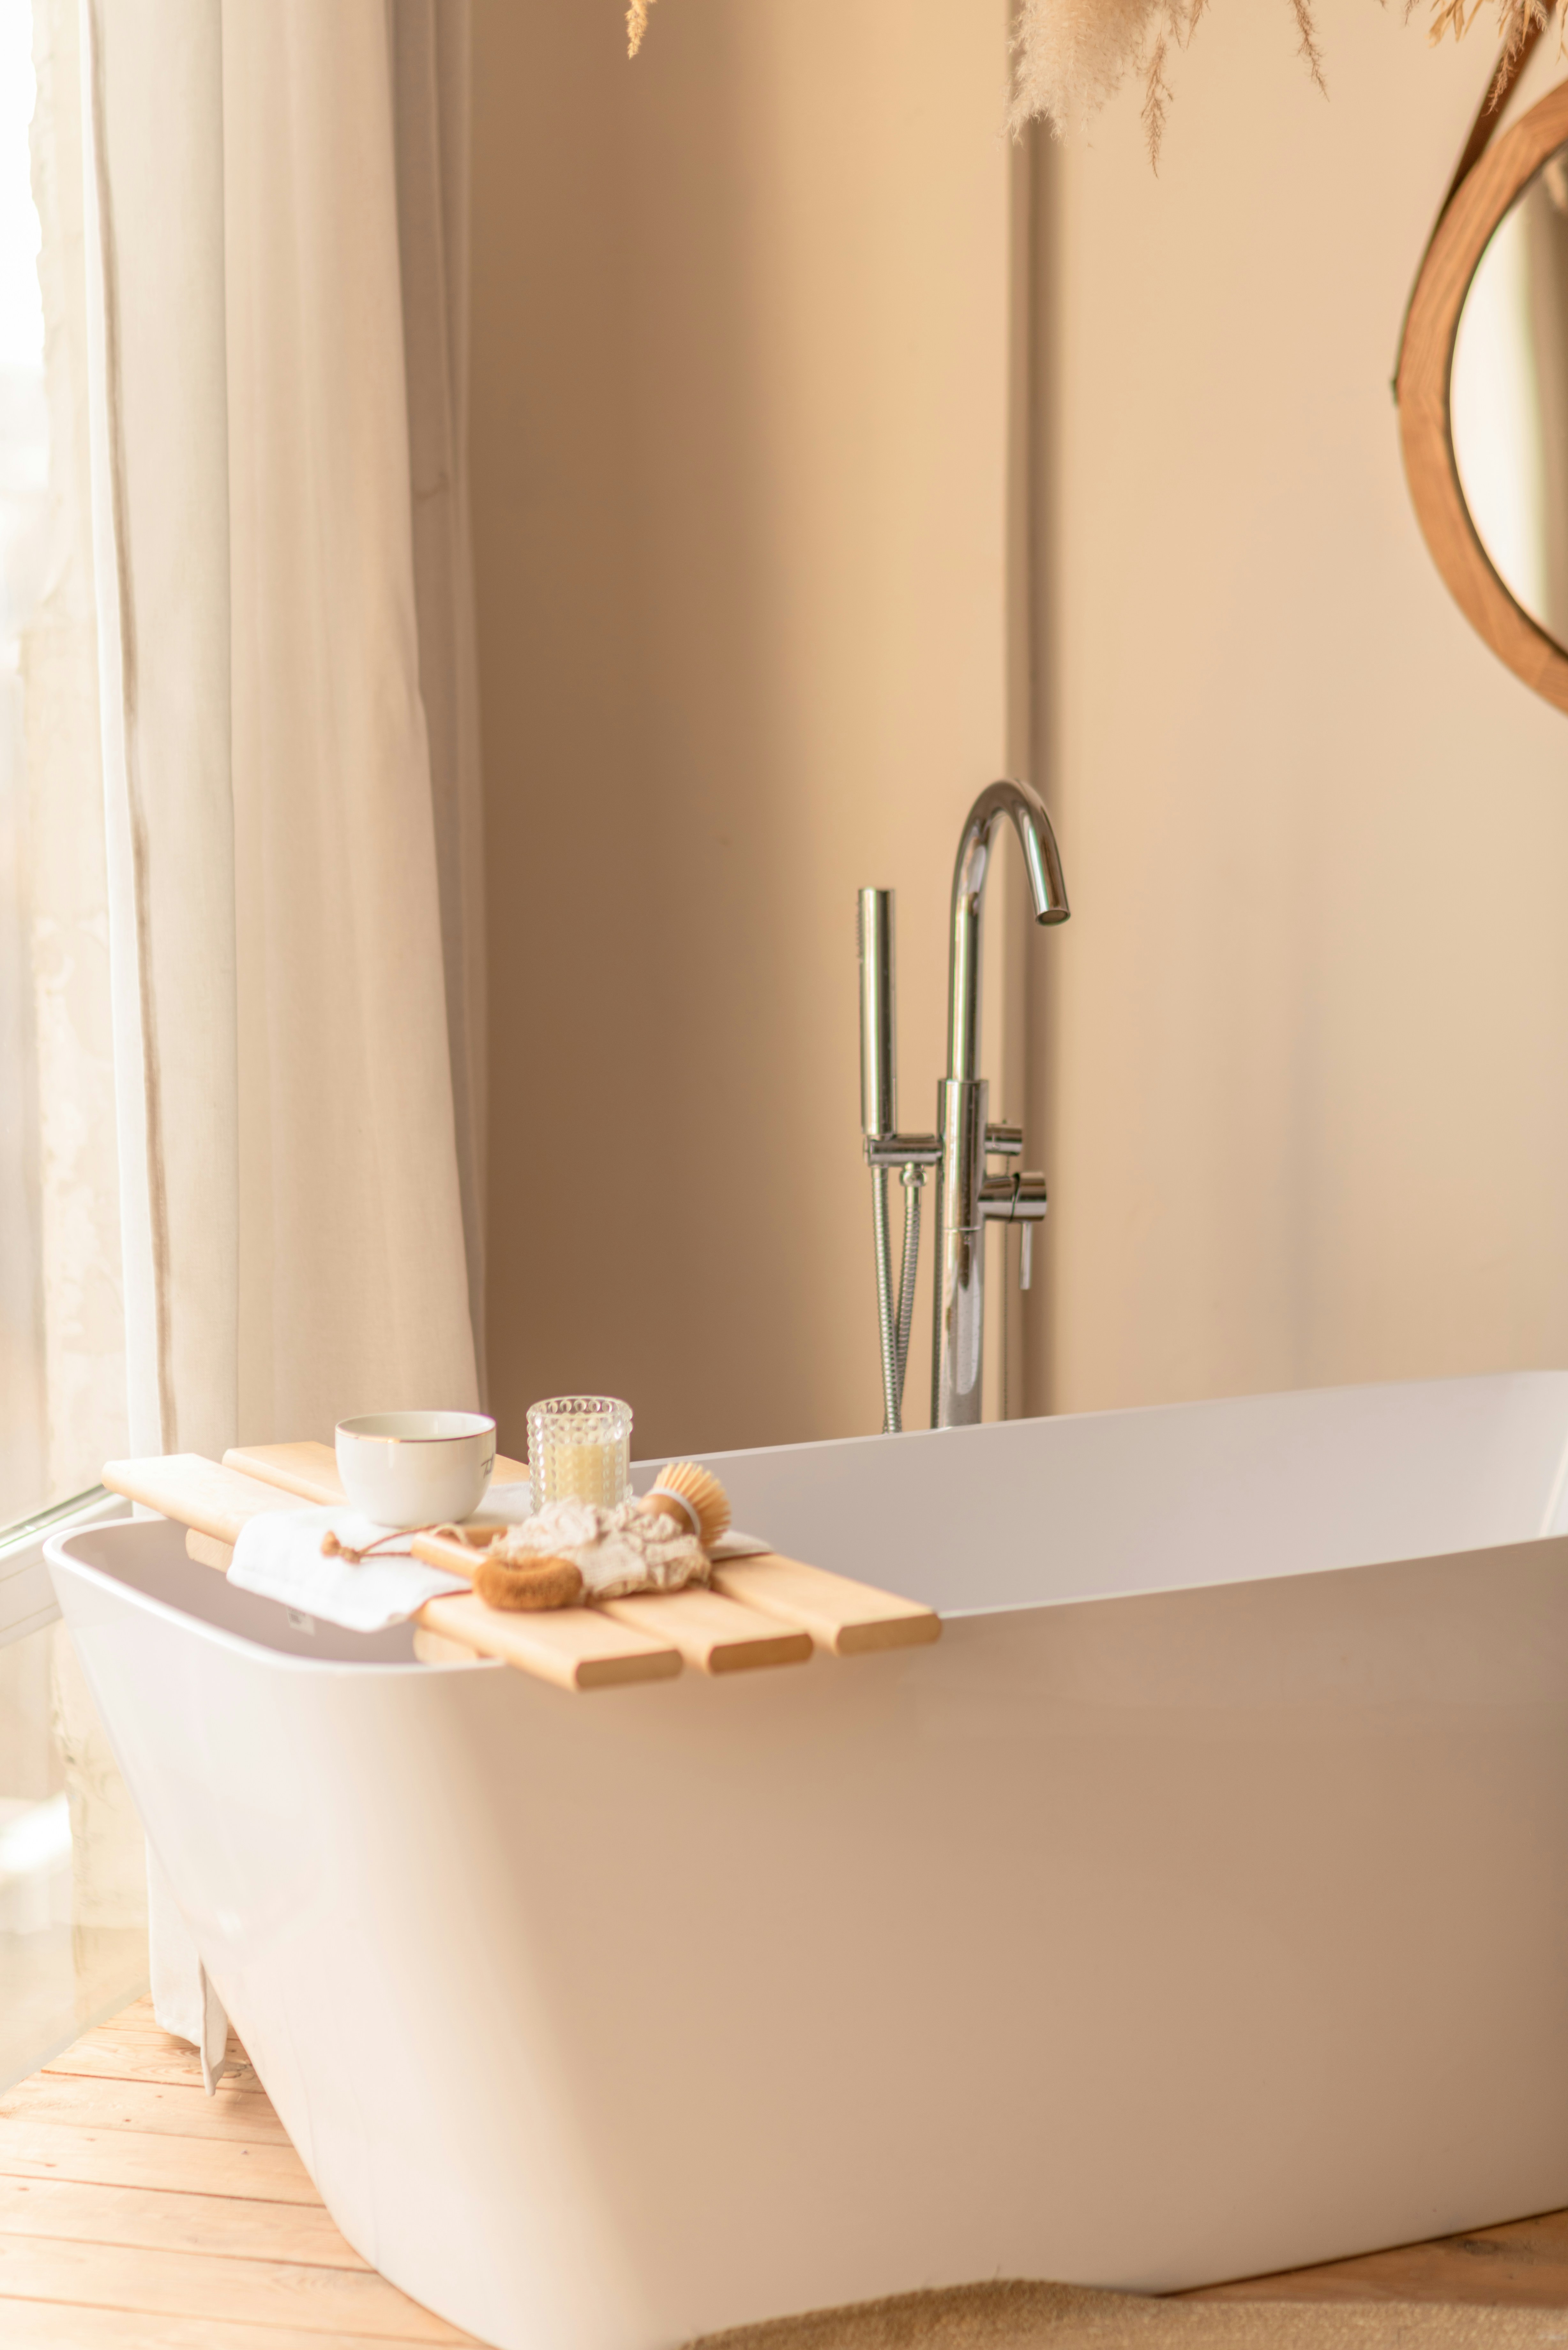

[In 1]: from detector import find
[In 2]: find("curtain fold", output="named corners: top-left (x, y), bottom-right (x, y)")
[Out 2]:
top-left (222, 0), bottom-right (479, 1437)
top-left (80, 0), bottom-right (483, 1463)
top-left (389, 1), bottom-right (488, 1387)
top-left (22, 0), bottom-right (125, 1507)
top-left (81, 0), bottom-right (237, 1463)
top-left (72, 0), bottom-right (485, 2043)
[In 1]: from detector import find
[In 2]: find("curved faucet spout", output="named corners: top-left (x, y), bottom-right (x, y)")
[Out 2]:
top-left (946, 778), bottom-right (1069, 1083)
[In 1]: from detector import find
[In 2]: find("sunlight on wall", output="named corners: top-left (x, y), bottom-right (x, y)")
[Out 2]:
top-left (1034, 1), bottom-right (1568, 1414)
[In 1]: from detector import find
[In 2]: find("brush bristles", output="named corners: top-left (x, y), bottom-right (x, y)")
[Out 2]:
top-left (476, 1554), bottom-right (584, 1612)
top-left (646, 1460), bottom-right (731, 1548)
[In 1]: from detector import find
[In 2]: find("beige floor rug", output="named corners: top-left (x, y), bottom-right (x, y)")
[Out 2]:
top-left (688, 2280), bottom-right (1568, 2350)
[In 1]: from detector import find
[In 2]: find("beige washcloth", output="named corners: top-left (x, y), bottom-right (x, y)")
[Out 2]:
top-left (686, 2280), bottom-right (1568, 2350)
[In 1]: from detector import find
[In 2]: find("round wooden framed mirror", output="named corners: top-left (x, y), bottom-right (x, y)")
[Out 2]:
top-left (1399, 78), bottom-right (1568, 715)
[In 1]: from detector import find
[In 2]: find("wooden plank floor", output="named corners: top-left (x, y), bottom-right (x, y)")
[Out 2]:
top-left (0, 1999), bottom-right (482, 2346)
top-left (1, 2003), bottom-right (1564, 2343)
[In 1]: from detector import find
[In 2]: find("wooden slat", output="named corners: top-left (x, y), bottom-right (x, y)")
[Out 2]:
top-left (67, 2023), bottom-right (219, 2055)
top-left (48, 2018), bottom-right (240, 2052)
top-left (102, 1457), bottom-right (299, 1547)
top-left (0, 2237), bottom-right (471, 2342)
top-left (598, 1585), bottom-right (813, 1673)
top-left (0, 2176), bottom-right (364, 2268)
top-left (712, 1553), bottom-right (941, 1655)
top-left (0, 2120), bottom-right (319, 2203)
top-left (413, 1530), bottom-right (810, 1675)
top-left (45, 2043), bottom-right (261, 2093)
top-left (221, 1443), bottom-right (345, 1504)
top-left (3, 2076), bottom-right (292, 2147)
top-left (224, 1441), bottom-right (529, 1505)
top-left (186, 1529), bottom-right (234, 1572)
top-left (410, 1626), bottom-right (486, 1667)
top-left (412, 1536), bottom-right (687, 1686)
top-left (0, 2308), bottom-right (465, 2350)
top-left (417, 1589), bottom-right (681, 1690)
top-left (408, 1530), bottom-right (480, 1581)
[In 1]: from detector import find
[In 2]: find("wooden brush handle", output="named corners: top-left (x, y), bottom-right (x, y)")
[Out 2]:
top-left (632, 1490), bottom-right (692, 1532)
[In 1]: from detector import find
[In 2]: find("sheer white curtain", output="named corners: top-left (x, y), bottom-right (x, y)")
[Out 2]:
top-left (52, 0), bottom-right (485, 2047)
top-left (80, 0), bottom-right (484, 1457)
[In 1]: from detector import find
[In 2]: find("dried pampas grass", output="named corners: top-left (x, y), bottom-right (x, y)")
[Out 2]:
top-left (624, 0), bottom-right (1559, 172)
top-left (1429, 0), bottom-right (1546, 62)
top-left (627, 0), bottom-right (654, 61)
top-left (1010, 0), bottom-right (1555, 165)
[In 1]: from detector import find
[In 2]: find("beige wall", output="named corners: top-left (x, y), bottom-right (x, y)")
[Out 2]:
top-left (1032, 3), bottom-right (1568, 1417)
top-left (472, 0), bottom-right (1568, 1458)
top-left (471, 0), bottom-right (1020, 1458)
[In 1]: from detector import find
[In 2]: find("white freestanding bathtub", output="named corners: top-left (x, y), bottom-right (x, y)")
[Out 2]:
top-left (46, 1370), bottom-right (1568, 2350)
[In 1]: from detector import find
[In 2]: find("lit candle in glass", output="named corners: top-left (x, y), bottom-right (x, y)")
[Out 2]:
top-left (526, 1395), bottom-right (633, 1511)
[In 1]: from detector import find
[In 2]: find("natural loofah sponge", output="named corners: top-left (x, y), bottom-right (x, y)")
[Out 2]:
top-left (487, 1497), bottom-right (711, 1602)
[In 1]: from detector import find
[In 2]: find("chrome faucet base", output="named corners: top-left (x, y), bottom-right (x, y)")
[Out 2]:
top-left (932, 1077), bottom-right (988, 1426)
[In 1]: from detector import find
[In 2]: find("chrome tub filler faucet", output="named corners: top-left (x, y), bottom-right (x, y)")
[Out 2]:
top-left (858, 779), bottom-right (1069, 1432)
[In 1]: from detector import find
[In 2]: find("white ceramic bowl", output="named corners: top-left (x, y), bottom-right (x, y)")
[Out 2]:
top-left (335, 1411), bottom-right (496, 1529)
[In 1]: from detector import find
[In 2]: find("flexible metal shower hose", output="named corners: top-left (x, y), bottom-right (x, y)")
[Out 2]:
top-left (894, 1171), bottom-right (921, 1405)
top-left (871, 1168), bottom-right (900, 1433)
top-left (872, 1166), bottom-right (923, 1434)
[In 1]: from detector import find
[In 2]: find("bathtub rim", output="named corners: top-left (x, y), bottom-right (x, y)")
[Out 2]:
top-left (46, 1497), bottom-right (1568, 1686)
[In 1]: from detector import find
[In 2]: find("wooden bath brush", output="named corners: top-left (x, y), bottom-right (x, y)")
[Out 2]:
top-left (633, 1460), bottom-right (732, 1548)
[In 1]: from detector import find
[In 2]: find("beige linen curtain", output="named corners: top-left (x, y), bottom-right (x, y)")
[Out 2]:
top-left (82, 0), bottom-right (484, 1458)
top-left (63, 0), bottom-right (484, 2045)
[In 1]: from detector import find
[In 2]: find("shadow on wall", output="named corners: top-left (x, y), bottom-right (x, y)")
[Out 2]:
top-left (474, 0), bottom-right (791, 1463)
top-left (470, 0), bottom-right (1016, 1458)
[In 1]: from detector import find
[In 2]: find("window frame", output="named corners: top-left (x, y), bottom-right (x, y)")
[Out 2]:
top-left (0, 1489), bottom-right (128, 1649)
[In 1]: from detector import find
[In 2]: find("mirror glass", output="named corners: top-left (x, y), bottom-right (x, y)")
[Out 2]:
top-left (1451, 142), bottom-right (1568, 651)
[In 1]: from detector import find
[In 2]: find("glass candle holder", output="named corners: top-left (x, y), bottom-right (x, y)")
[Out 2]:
top-left (527, 1395), bottom-right (633, 1510)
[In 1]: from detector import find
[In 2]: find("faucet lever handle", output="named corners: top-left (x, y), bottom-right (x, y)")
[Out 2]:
top-left (979, 1169), bottom-right (1046, 1219)
top-left (985, 1121), bottom-right (1022, 1158)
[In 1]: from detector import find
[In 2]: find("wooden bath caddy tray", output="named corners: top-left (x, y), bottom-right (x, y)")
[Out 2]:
top-left (101, 1444), bottom-right (941, 1694)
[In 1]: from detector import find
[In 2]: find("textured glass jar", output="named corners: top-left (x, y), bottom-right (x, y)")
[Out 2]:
top-left (526, 1396), bottom-right (633, 1510)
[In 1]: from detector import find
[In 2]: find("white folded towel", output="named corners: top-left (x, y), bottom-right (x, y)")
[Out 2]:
top-left (707, 1532), bottom-right (771, 1559)
top-left (227, 1479), bottom-right (537, 1634)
